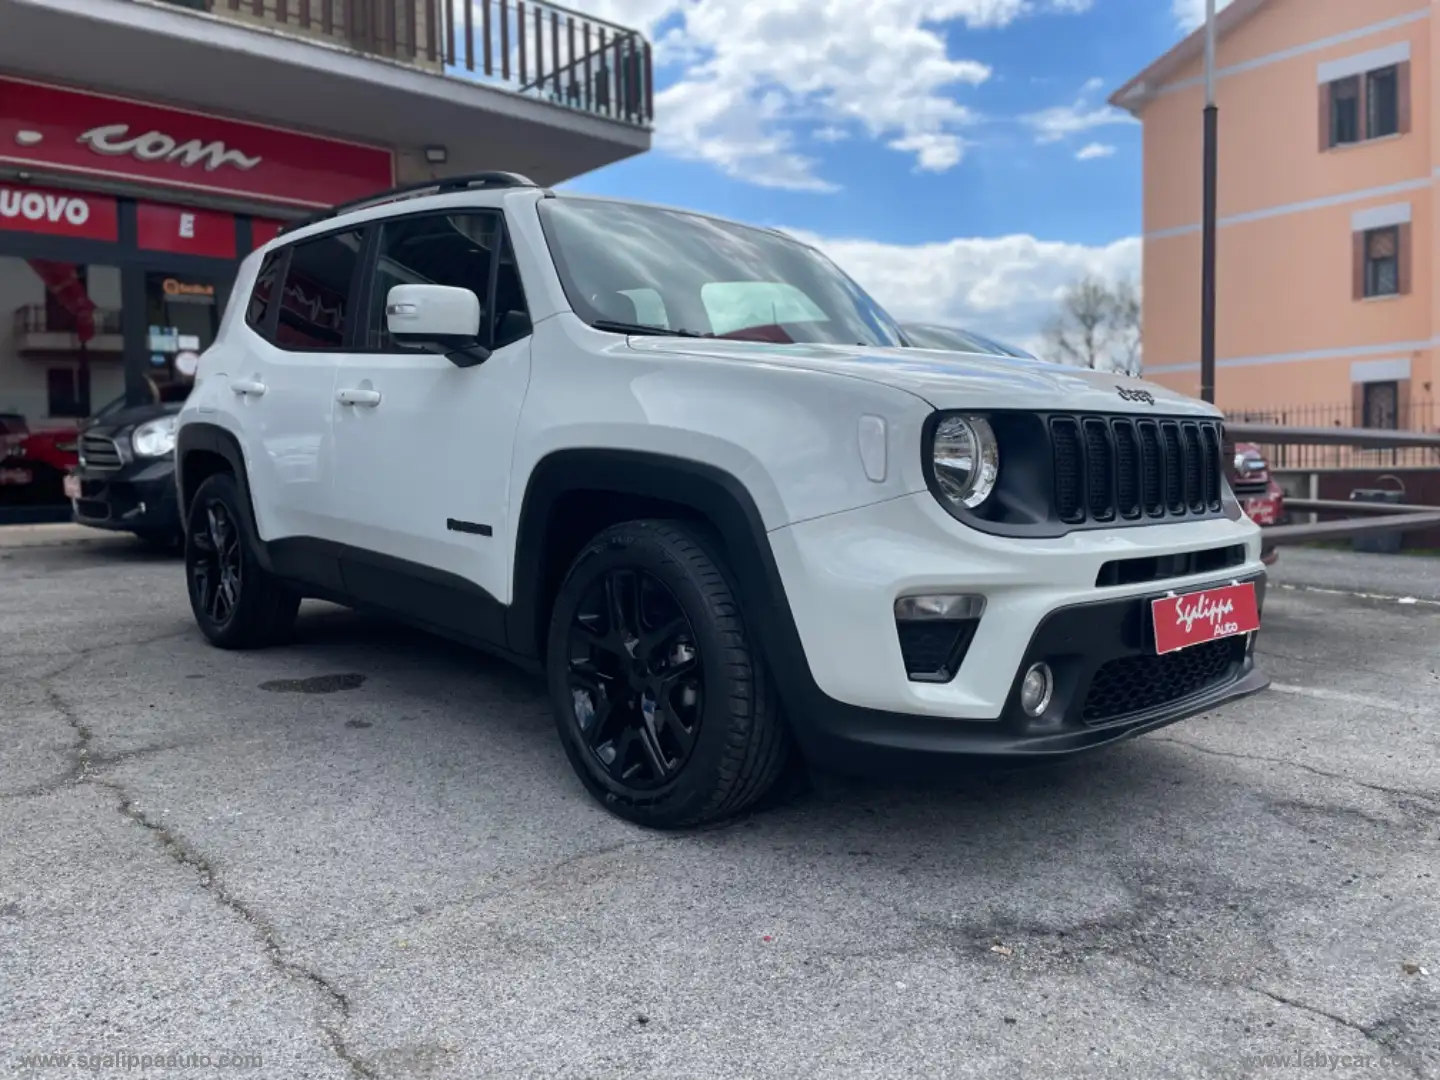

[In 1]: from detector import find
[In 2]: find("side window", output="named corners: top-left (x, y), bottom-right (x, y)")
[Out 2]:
top-left (369, 212), bottom-right (532, 352)
top-left (245, 249), bottom-right (283, 333)
top-left (274, 229), bottom-right (363, 350)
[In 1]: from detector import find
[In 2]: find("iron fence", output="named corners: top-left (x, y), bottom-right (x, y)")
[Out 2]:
top-left (172, 0), bottom-right (654, 127)
top-left (1225, 401), bottom-right (1440, 470)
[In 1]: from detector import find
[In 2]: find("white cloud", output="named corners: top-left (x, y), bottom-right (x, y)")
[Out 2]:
top-left (571, 0), bottom-right (1093, 190)
top-left (1023, 78), bottom-right (1137, 144)
top-left (1172, 0), bottom-right (1235, 33)
top-left (1075, 141), bottom-right (1115, 160)
top-left (812, 125), bottom-right (851, 143)
top-left (787, 227), bottom-right (1141, 357)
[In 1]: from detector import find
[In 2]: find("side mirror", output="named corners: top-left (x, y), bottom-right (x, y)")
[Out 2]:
top-left (385, 284), bottom-right (491, 367)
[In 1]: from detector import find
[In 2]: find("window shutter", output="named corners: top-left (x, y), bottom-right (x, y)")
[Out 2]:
top-left (1398, 223), bottom-right (1413, 294)
top-left (1352, 230), bottom-right (1365, 299)
top-left (1397, 379), bottom-right (1412, 429)
top-left (1350, 382), bottom-right (1365, 426)
top-left (1319, 82), bottom-right (1332, 150)
top-left (1398, 61), bottom-right (1412, 134)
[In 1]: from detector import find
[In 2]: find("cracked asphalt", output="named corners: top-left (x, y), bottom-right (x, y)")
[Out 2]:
top-left (1, 533), bottom-right (1437, 1080)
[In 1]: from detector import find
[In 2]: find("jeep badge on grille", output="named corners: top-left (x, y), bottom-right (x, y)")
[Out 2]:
top-left (1116, 386), bottom-right (1155, 405)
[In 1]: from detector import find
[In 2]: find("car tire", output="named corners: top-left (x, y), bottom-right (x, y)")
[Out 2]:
top-left (546, 519), bottom-right (794, 829)
top-left (184, 472), bottom-right (300, 649)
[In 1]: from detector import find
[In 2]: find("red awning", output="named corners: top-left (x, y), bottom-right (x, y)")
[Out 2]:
top-left (26, 259), bottom-right (97, 344)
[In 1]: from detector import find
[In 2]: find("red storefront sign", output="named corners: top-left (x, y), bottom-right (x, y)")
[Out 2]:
top-left (137, 201), bottom-right (236, 259)
top-left (250, 218), bottom-right (286, 250)
top-left (0, 75), bottom-right (394, 209)
top-left (0, 183), bottom-right (119, 240)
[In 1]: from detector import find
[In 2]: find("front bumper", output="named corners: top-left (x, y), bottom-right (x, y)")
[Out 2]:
top-left (762, 491), bottom-right (1269, 774)
top-left (70, 457), bottom-right (180, 535)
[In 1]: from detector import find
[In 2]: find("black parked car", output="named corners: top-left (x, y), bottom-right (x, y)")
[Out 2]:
top-left (68, 381), bottom-right (190, 550)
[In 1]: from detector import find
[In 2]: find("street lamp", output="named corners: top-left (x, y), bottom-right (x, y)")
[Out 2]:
top-left (1200, 0), bottom-right (1218, 404)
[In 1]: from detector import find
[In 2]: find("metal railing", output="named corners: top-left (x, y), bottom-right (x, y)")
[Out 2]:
top-left (1223, 420), bottom-right (1440, 547)
top-left (169, 0), bottom-right (654, 127)
top-left (1226, 402), bottom-right (1439, 469)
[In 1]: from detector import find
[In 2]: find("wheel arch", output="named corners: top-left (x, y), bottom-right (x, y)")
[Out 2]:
top-left (175, 422), bottom-right (275, 572)
top-left (507, 450), bottom-right (816, 703)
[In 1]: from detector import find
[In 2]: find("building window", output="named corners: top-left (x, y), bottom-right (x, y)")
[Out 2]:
top-left (1367, 66), bottom-right (1400, 138)
top-left (1329, 75), bottom-right (1361, 146)
top-left (46, 368), bottom-right (84, 418)
top-left (1363, 226), bottom-right (1400, 297)
top-left (1322, 61), bottom-right (1409, 148)
top-left (1362, 381), bottom-right (1399, 429)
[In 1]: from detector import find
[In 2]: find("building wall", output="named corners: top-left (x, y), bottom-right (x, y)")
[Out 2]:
top-left (0, 257), bottom-right (125, 427)
top-left (1135, 0), bottom-right (1439, 430)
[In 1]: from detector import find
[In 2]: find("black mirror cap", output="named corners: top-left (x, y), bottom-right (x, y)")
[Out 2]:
top-left (391, 331), bottom-right (491, 367)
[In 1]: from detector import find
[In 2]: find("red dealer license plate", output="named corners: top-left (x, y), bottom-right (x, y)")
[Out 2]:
top-left (1151, 582), bottom-right (1260, 655)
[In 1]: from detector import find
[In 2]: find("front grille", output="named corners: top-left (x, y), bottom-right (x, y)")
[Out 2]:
top-left (1081, 637), bottom-right (1242, 725)
top-left (79, 433), bottom-right (122, 471)
top-left (1052, 415), bottom-right (1224, 526)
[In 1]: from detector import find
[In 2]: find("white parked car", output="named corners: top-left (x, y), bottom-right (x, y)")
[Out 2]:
top-left (175, 173), bottom-right (1269, 828)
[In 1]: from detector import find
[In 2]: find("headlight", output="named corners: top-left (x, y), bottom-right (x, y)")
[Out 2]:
top-left (131, 417), bottom-right (178, 458)
top-left (931, 415), bottom-right (999, 509)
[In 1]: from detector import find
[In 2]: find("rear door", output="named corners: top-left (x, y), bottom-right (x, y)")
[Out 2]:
top-left (330, 208), bottom-right (534, 632)
top-left (229, 227), bottom-right (366, 556)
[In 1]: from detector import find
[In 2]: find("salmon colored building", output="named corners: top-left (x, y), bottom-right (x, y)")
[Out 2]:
top-left (1112, 0), bottom-right (1439, 433)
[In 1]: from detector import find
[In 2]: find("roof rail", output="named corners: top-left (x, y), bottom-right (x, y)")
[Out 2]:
top-left (276, 172), bottom-right (538, 236)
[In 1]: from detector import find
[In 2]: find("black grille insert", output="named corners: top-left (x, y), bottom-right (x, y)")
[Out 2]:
top-left (896, 619), bottom-right (979, 683)
top-left (1095, 544), bottom-right (1247, 588)
top-left (1082, 637), bottom-right (1242, 725)
top-left (1050, 414), bottom-right (1224, 527)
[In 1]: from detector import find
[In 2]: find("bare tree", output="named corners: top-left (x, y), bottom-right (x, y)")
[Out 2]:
top-left (1042, 274), bottom-right (1142, 375)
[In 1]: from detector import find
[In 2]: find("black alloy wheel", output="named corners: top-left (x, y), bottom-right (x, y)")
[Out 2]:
top-left (546, 519), bottom-right (794, 829)
top-left (566, 567), bottom-right (703, 789)
top-left (189, 500), bottom-right (242, 627)
top-left (183, 472), bottom-right (299, 650)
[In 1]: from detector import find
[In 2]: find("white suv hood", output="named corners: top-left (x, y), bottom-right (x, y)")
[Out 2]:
top-left (625, 338), bottom-right (1218, 417)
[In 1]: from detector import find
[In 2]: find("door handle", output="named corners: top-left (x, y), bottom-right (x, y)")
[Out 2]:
top-left (230, 379), bottom-right (266, 397)
top-left (336, 388), bottom-right (382, 407)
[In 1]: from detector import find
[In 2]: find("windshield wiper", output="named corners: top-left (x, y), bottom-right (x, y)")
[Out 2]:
top-left (590, 319), bottom-right (708, 339)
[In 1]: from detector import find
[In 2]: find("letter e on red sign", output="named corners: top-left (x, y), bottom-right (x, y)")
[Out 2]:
top-left (136, 202), bottom-right (235, 258)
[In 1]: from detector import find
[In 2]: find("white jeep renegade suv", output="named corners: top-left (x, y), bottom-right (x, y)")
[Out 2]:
top-left (175, 172), bottom-right (1269, 828)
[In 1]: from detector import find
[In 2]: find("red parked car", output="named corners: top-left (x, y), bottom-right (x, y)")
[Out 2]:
top-left (1229, 441), bottom-right (1284, 565)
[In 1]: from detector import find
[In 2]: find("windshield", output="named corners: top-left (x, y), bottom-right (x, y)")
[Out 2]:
top-left (538, 197), bottom-right (907, 348)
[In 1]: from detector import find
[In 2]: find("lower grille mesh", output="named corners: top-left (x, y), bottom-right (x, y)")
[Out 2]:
top-left (1081, 638), bottom-right (1241, 725)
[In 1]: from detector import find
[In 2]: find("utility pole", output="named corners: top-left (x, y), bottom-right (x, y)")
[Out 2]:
top-left (1200, 0), bottom-right (1218, 404)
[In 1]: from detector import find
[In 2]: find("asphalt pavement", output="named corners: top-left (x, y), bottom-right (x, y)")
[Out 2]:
top-left (1, 531), bottom-right (1437, 1079)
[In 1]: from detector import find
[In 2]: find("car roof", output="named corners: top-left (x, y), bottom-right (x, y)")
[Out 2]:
top-left (266, 179), bottom-right (807, 256)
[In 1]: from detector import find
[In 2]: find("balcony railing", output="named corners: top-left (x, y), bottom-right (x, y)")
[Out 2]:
top-left (167, 0), bottom-right (654, 127)
top-left (13, 304), bottom-right (124, 341)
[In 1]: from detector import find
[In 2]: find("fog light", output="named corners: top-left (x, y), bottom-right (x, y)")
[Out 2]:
top-left (1020, 662), bottom-right (1054, 717)
top-left (894, 594), bottom-right (985, 621)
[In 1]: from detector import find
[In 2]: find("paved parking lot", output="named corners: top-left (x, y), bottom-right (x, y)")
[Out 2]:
top-left (2, 531), bottom-right (1437, 1079)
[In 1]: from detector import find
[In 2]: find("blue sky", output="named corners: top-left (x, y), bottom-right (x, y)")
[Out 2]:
top-left (560, 0), bottom-right (1224, 352)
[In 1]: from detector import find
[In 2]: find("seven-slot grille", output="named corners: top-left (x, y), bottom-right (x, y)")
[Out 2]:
top-left (1050, 415), bottom-right (1223, 526)
top-left (78, 433), bottom-right (123, 471)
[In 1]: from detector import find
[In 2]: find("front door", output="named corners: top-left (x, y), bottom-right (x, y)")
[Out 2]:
top-left (330, 209), bottom-right (533, 631)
